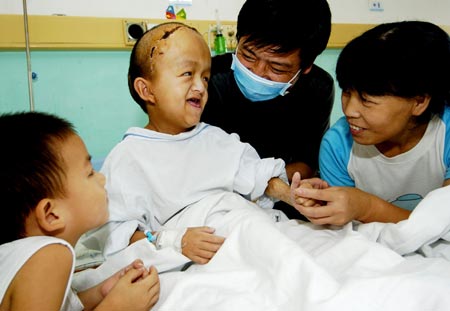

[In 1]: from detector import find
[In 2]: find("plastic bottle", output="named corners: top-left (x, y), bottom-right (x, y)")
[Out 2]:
top-left (214, 32), bottom-right (227, 55)
top-left (213, 9), bottom-right (227, 55)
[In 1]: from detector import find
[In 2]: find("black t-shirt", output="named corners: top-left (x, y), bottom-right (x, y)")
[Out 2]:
top-left (201, 53), bottom-right (335, 219)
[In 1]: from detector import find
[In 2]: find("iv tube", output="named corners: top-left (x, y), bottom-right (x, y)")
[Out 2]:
top-left (215, 9), bottom-right (222, 35)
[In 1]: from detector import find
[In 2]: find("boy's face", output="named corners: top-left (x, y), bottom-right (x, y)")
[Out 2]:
top-left (145, 27), bottom-right (211, 134)
top-left (58, 133), bottom-right (108, 235)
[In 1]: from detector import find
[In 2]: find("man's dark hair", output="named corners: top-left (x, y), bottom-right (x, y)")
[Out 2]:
top-left (236, 0), bottom-right (332, 69)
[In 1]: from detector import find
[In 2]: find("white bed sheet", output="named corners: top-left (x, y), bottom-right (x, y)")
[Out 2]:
top-left (73, 187), bottom-right (450, 311)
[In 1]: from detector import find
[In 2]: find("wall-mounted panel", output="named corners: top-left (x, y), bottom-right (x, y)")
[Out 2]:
top-left (4, 15), bottom-right (448, 50)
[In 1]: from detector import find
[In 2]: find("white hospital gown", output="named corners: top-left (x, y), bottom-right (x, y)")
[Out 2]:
top-left (99, 122), bottom-right (286, 256)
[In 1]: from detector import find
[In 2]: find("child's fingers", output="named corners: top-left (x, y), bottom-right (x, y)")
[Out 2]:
top-left (294, 196), bottom-right (307, 205)
top-left (291, 172), bottom-right (301, 190)
top-left (205, 233), bottom-right (225, 245)
top-left (123, 265), bottom-right (147, 283)
top-left (139, 267), bottom-right (149, 279)
top-left (120, 259), bottom-right (144, 277)
top-left (200, 226), bottom-right (216, 234)
top-left (131, 259), bottom-right (144, 269)
top-left (301, 198), bottom-right (317, 207)
top-left (142, 264), bottom-right (158, 280)
top-left (149, 265), bottom-right (159, 276)
top-left (147, 273), bottom-right (161, 308)
top-left (293, 187), bottom-right (330, 202)
top-left (148, 266), bottom-right (160, 285)
top-left (140, 266), bottom-right (161, 295)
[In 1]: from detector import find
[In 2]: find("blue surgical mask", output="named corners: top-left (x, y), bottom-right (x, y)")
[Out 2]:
top-left (231, 53), bottom-right (301, 102)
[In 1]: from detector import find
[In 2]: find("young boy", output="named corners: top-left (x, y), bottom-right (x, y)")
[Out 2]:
top-left (291, 21), bottom-right (450, 226)
top-left (0, 111), bottom-right (160, 311)
top-left (97, 22), bottom-right (293, 265)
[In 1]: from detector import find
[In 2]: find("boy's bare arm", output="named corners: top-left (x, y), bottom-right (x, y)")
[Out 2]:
top-left (130, 230), bottom-right (146, 244)
top-left (265, 177), bottom-right (292, 206)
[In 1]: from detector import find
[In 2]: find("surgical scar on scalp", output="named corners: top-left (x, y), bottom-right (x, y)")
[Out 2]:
top-left (149, 26), bottom-right (182, 59)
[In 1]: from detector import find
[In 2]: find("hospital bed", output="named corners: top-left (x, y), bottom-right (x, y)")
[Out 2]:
top-left (73, 186), bottom-right (450, 311)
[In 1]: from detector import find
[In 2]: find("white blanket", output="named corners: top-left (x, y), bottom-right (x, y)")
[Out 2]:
top-left (73, 189), bottom-right (450, 311)
top-left (356, 185), bottom-right (450, 259)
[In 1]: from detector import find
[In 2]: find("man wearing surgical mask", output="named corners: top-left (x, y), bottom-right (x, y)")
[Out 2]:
top-left (202, 0), bottom-right (334, 220)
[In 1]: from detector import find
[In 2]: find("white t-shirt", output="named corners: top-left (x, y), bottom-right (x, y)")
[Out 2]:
top-left (320, 107), bottom-right (450, 210)
top-left (0, 236), bottom-right (83, 311)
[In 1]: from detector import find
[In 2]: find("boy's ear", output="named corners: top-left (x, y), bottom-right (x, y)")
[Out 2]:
top-left (134, 77), bottom-right (156, 103)
top-left (35, 199), bottom-right (66, 233)
top-left (412, 95), bottom-right (431, 116)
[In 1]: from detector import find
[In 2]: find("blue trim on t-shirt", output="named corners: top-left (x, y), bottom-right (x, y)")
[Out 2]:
top-left (320, 106), bottom-right (450, 186)
top-left (319, 116), bottom-right (355, 187)
top-left (441, 106), bottom-right (450, 180)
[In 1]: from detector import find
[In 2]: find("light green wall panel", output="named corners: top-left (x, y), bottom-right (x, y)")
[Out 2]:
top-left (0, 50), bottom-right (147, 161)
top-left (0, 52), bottom-right (30, 112)
top-left (315, 48), bottom-right (344, 126)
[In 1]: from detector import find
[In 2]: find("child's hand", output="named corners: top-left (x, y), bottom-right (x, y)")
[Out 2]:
top-left (181, 226), bottom-right (225, 264)
top-left (98, 263), bottom-right (160, 311)
top-left (290, 172), bottom-right (328, 208)
top-left (100, 259), bottom-right (148, 297)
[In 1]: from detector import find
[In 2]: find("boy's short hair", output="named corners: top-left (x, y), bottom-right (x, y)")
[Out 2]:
top-left (0, 111), bottom-right (75, 244)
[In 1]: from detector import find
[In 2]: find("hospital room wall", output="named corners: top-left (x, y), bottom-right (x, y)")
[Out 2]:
top-left (0, 50), bottom-right (148, 162)
top-left (0, 48), bottom-right (340, 162)
top-left (2, 0), bottom-right (450, 24)
top-left (0, 0), bottom-right (449, 161)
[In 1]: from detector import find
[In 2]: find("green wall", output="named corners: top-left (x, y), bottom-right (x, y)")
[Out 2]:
top-left (316, 48), bottom-right (343, 125)
top-left (0, 49), bottom-right (343, 162)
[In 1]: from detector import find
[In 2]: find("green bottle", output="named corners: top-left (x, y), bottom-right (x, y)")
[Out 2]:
top-left (214, 32), bottom-right (227, 55)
